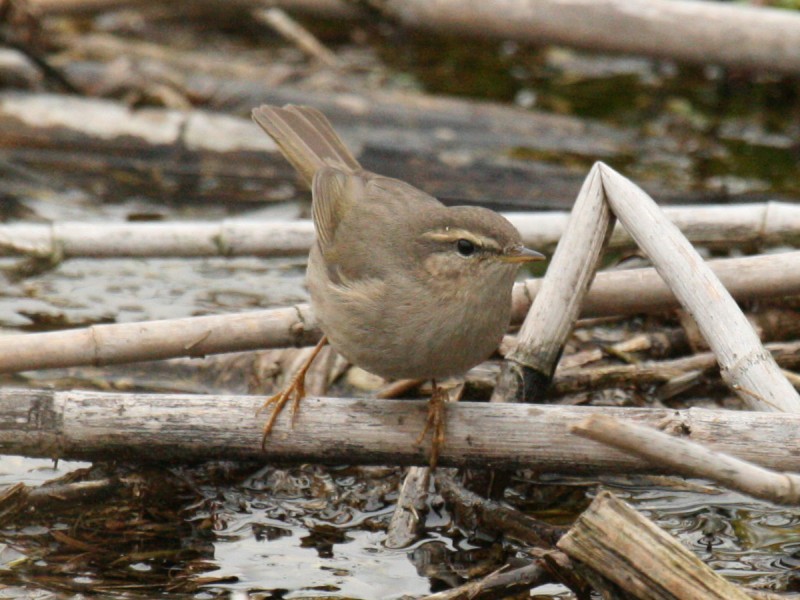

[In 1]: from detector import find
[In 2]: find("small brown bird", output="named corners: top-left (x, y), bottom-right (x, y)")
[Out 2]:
top-left (252, 104), bottom-right (544, 467)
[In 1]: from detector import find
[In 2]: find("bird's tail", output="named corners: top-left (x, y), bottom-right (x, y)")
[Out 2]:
top-left (252, 104), bottom-right (362, 188)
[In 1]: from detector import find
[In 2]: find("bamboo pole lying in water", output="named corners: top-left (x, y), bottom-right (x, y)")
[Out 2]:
top-left (0, 252), bottom-right (798, 375)
top-left (5, 387), bottom-right (800, 472)
top-left (2, 203), bottom-right (798, 258)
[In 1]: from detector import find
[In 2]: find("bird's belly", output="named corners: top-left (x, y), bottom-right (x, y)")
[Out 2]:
top-left (309, 264), bottom-right (509, 380)
top-left (328, 313), bottom-right (504, 380)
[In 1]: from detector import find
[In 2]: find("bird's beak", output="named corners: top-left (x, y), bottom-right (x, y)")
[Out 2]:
top-left (500, 245), bottom-right (546, 264)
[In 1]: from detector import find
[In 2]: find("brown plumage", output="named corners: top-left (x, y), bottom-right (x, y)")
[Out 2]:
top-left (252, 104), bottom-right (544, 464)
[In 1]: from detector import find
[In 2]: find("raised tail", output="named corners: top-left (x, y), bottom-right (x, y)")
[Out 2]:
top-left (252, 104), bottom-right (362, 188)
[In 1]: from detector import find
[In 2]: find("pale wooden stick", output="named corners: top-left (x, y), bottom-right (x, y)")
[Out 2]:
top-left (494, 163), bottom-right (613, 402)
top-left (558, 491), bottom-right (751, 600)
top-left (1, 253), bottom-right (799, 375)
top-left (0, 305), bottom-right (321, 374)
top-left (512, 251), bottom-right (800, 322)
top-left (647, 202), bottom-right (800, 249)
top-left (511, 200), bottom-right (800, 254)
top-left (3, 203), bottom-right (798, 258)
top-left (376, 0), bottom-right (800, 76)
top-left (384, 466), bottom-right (431, 549)
top-left (254, 8), bottom-right (343, 70)
top-left (8, 388), bottom-right (800, 472)
top-left (600, 163), bottom-right (800, 413)
top-left (572, 415), bottom-right (800, 505)
top-left (0, 221), bottom-right (315, 258)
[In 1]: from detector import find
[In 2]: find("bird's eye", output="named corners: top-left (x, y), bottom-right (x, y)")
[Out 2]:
top-left (456, 238), bottom-right (476, 257)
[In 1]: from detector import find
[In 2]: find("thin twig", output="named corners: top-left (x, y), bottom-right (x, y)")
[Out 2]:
top-left (572, 415), bottom-right (800, 505)
top-left (254, 8), bottom-right (343, 70)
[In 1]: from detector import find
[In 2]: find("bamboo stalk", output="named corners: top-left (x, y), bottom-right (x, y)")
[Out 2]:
top-left (514, 201), bottom-right (800, 254)
top-left (494, 163), bottom-right (613, 402)
top-left (0, 220), bottom-right (316, 258)
top-left (3, 202), bottom-right (798, 258)
top-left (572, 415), bottom-right (800, 505)
top-left (0, 252), bottom-right (799, 375)
top-left (376, 0), bottom-right (800, 75)
top-left (0, 305), bottom-right (320, 374)
top-left (30, 0), bottom-right (800, 75)
top-left (512, 251), bottom-right (800, 322)
top-left (599, 164), bottom-right (800, 413)
top-left (6, 388), bottom-right (800, 471)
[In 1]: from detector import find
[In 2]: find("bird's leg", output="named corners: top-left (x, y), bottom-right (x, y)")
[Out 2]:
top-left (259, 335), bottom-right (328, 448)
top-left (415, 380), bottom-right (447, 469)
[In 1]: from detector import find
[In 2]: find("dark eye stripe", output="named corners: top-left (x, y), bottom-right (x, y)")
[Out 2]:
top-left (456, 238), bottom-right (476, 256)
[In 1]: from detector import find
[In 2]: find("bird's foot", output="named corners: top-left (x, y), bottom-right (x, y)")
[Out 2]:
top-left (415, 384), bottom-right (447, 469)
top-left (258, 335), bottom-right (327, 448)
top-left (258, 368), bottom-right (306, 448)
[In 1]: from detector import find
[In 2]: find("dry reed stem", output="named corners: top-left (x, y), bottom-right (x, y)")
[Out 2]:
top-left (4, 202), bottom-right (797, 258)
top-left (599, 164), bottom-right (800, 412)
top-left (493, 163), bottom-right (613, 402)
top-left (1, 252), bottom-right (799, 375)
top-left (573, 415), bottom-right (800, 505)
top-left (6, 388), bottom-right (800, 472)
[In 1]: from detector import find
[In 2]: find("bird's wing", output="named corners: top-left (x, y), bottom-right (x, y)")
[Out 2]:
top-left (311, 167), bottom-right (366, 250)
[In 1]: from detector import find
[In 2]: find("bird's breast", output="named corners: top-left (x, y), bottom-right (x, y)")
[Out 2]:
top-left (308, 249), bottom-right (514, 381)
